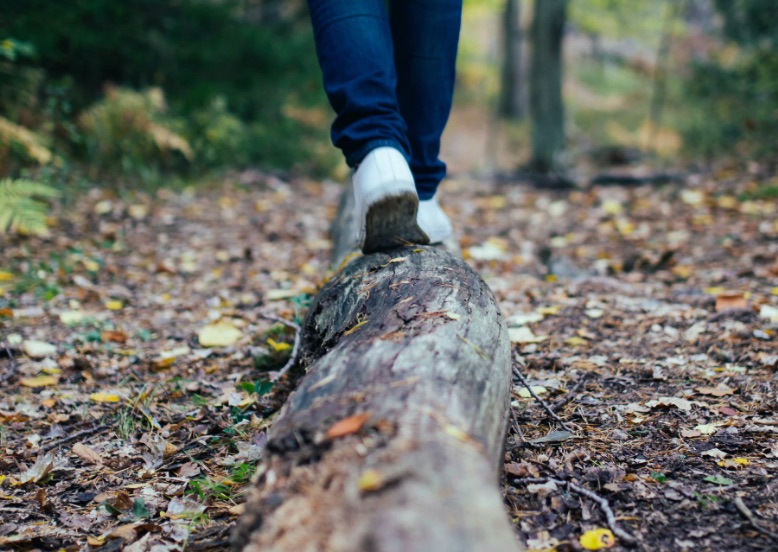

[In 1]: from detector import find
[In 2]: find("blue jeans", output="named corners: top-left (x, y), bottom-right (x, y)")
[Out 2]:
top-left (307, 0), bottom-right (462, 200)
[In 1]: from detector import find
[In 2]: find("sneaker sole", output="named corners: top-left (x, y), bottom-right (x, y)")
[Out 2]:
top-left (362, 192), bottom-right (430, 254)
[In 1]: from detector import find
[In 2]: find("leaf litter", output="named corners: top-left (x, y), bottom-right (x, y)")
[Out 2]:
top-left (0, 163), bottom-right (777, 551)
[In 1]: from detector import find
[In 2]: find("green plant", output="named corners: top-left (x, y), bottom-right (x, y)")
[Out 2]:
top-left (78, 86), bottom-right (193, 177)
top-left (0, 178), bottom-right (59, 236)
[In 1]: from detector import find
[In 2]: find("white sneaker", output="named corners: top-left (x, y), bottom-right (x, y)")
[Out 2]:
top-left (417, 196), bottom-right (453, 244)
top-left (353, 147), bottom-right (429, 253)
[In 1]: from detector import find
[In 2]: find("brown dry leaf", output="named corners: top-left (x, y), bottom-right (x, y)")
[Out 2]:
top-left (715, 292), bottom-right (747, 312)
top-left (696, 383), bottom-right (736, 397)
top-left (18, 453), bottom-right (55, 485)
top-left (101, 330), bottom-right (128, 344)
top-left (325, 412), bottom-right (371, 439)
top-left (72, 443), bottom-right (103, 465)
top-left (109, 522), bottom-right (141, 541)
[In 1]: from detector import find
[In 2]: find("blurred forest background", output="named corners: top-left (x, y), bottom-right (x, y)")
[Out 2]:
top-left (1, 0), bottom-right (777, 236)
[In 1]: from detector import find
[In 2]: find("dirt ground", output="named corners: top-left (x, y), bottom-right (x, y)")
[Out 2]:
top-left (1, 151), bottom-right (777, 552)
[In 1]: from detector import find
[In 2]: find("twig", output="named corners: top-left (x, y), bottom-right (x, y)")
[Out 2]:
top-left (513, 355), bottom-right (573, 432)
top-left (734, 496), bottom-right (778, 542)
top-left (260, 313), bottom-right (302, 382)
top-left (517, 477), bottom-right (639, 545)
top-left (41, 425), bottom-right (111, 453)
top-left (549, 372), bottom-right (592, 414)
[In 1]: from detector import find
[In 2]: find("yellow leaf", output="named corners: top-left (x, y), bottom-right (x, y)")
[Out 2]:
top-left (105, 300), bottom-right (123, 311)
top-left (358, 469), bottom-right (385, 492)
top-left (773, 288), bottom-right (778, 297)
top-left (198, 320), bottom-right (242, 347)
top-left (90, 392), bottom-right (122, 403)
top-left (517, 386), bottom-right (548, 398)
top-left (580, 528), bottom-right (616, 550)
top-left (602, 200), bottom-right (623, 215)
top-left (19, 375), bottom-right (58, 388)
top-left (564, 336), bottom-right (588, 347)
top-left (87, 536), bottom-right (105, 546)
top-left (0, 271), bottom-right (14, 281)
top-left (267, 338), bottom-right (291, 352)
top-left (545, 274), bottom-right (558, 282)
top-left (59, 310), bottom-right (85, 325)
top-left (538, 306), bottom-right (561, 316)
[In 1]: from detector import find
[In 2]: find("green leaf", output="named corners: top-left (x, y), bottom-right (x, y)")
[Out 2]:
top-left (650, 472), bottom-right (668, 483)
top-left (255, 380), bottom-right (274, 396)
top-left (237, 381), bottom-right (255, 394)
top-left (132, 498), bottom-right (150, 519)
top-left (703, 475), bottom-right (733, 486)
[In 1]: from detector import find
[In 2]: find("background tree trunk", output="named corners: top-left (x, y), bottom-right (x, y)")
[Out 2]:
top-left (500, 0), bottom-right (525, 119)
top-left (529, 0), bottom-right (568, 173)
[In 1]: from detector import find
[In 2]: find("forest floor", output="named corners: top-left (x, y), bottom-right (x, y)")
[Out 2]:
top-left (2, 147), bottom-right (778, 552)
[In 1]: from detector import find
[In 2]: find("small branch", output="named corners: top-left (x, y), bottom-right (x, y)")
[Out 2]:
top-left (260, 313), bottom-right (302, 382)
top-left (513, 355), bottom-right (573, 432)
top-left (734, 497), bottom-right (778, 542)
top-left (516, 477), bottom-right (639, 545)
top-left (41, 425), bottom-right (111, 453)
top-left (549, 372), bottom-right (592, 414)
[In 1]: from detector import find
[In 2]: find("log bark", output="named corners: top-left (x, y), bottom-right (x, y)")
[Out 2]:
top-left (233, 191), bottom-right (520, 552)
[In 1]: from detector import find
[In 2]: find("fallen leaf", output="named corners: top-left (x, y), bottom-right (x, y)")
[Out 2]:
top-left (358, 469), bottom-right (385, 492)
top-left (681, 429), bottom-right (701, 438)
top-left (645, 397), bottom-right (693, 411)
top-left (580, 528), bottom-right (616, 550)
top-left (72, 443), bottom-right (103, 465)
top-left (701, 448), bottom-right (726, 459)
top-left (22, 340), bottom-right (57, 359)
top-left (696, 383), bottom-right (736, 397)
top-left (90, 392), bottom-right (122, 403)
top-left (516, 386), bottom-right (548, 398)
top-left (59, 311), bottom-right (85, 325)
top-left (105, 300), bottom-right (123, 311)
top-left (101, 330), bottom-right (127, 344)
top-left (18, 453), bottom-right (55, 485)
top-left (717, 458), bottom-right (749, 468)
top-left (715, 292), bottom-right (747, 312)
top-left (325, 413), bottom-right (370, 439)
top-left (695, 423), bottom-right (722, 435)
top-left (199, 320), bottom-right (243, 347)
top-left (527, 480), bottom-right (558, 497)
top-left (528, 430), bottom-right (573, 444)
top-left (759, 304), bottom-right (778, 322)
top-left (509, 326), bottom-right (547, 344)
top-left (703, 475), bottom-right (733, 486)
top-left (19, 375), bottom-right (59, 388)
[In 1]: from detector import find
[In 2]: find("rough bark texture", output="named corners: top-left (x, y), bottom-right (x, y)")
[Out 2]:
top-left (232, 191), bottom-right (520, 552)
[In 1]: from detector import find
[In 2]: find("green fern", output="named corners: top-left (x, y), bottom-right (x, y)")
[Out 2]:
top-left (0, 178), bottom-right (60, 236)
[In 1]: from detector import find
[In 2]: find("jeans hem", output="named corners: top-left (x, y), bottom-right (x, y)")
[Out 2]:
top-left (346, 139), bottom-right (410, 168)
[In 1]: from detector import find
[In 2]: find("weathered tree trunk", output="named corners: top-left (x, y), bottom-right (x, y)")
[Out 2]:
top-left (232, 190), bottom-right (521, 552)
top-left (529, 0), bottom-right (568, 173)
top-left (500, 0), bottom-right (525, 119)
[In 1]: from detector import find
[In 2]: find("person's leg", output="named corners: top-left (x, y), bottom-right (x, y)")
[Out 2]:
top-left (390, 0), bottom-right (462, 201)
top-left (307, 0), bottom-right (429, 252)
top-left (307, 0), bottom-right (410, 167)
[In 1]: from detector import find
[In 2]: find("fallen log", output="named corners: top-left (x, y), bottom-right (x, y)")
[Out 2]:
top-left (232, 190), bottom-right (520, 552)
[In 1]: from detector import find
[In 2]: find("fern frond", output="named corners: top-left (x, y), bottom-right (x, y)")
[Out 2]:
top-left (0, 178), bottom-right (60, 236)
